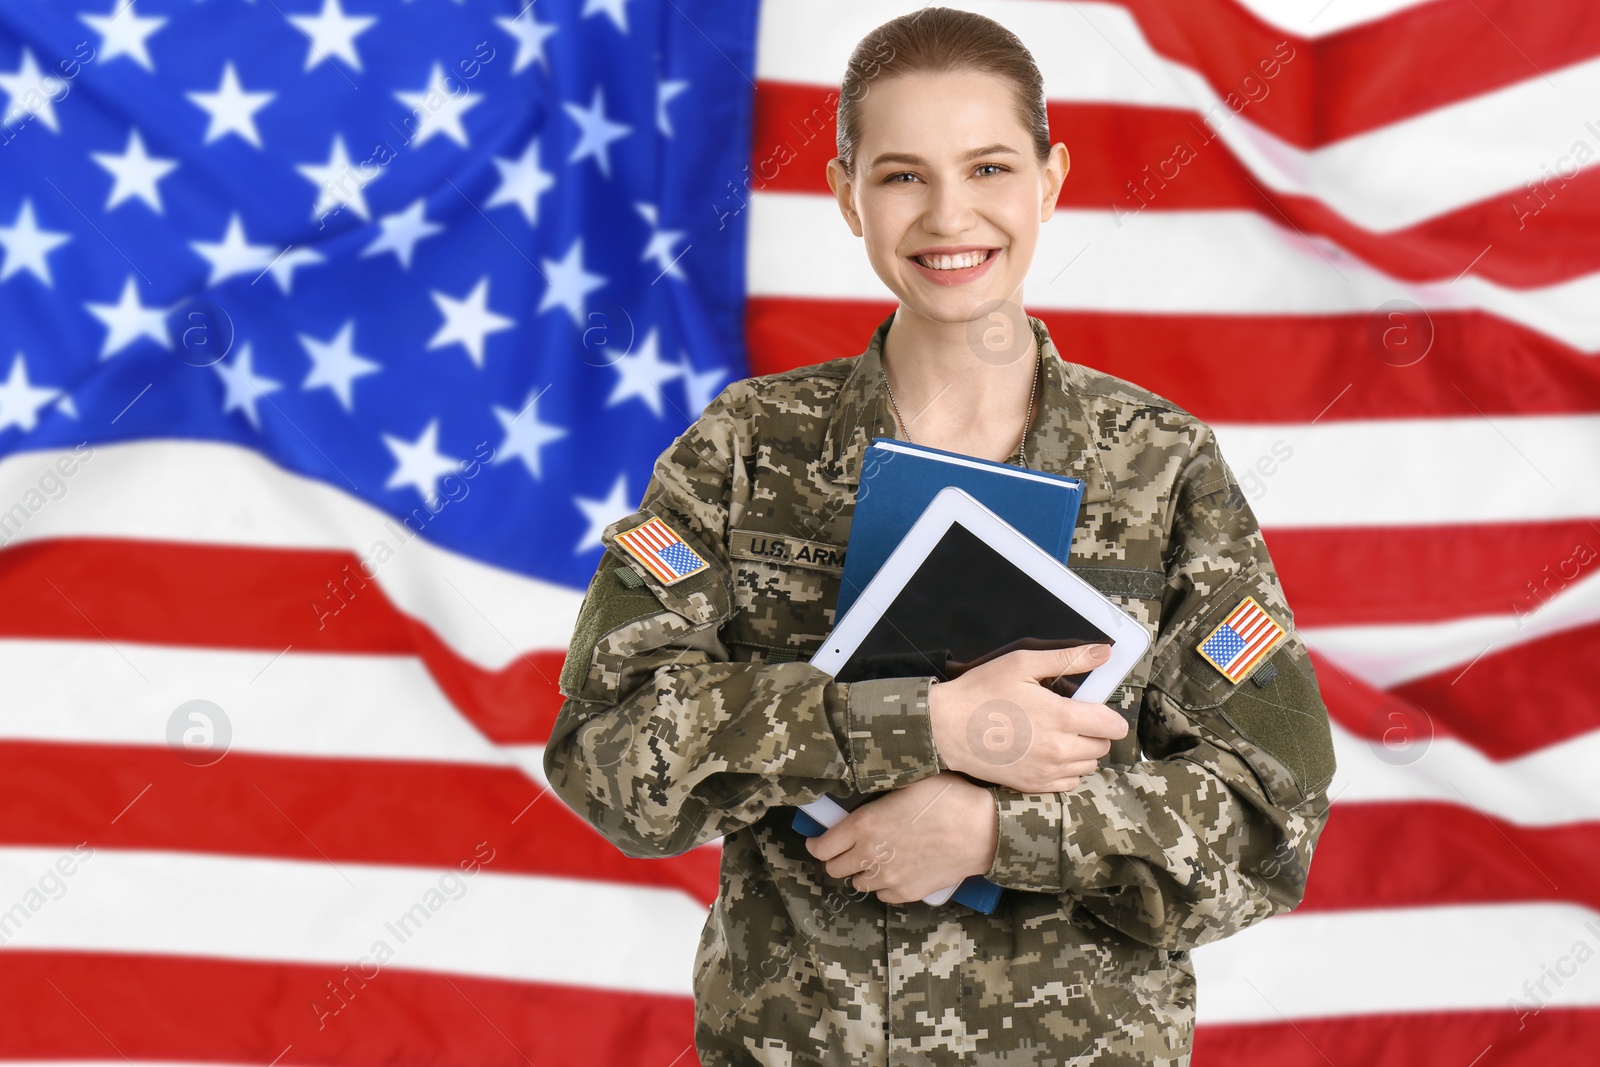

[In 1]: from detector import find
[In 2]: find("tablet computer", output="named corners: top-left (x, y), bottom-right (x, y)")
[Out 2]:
top-left (812, 484), bottom-right (1150, 698)
top-left (799, 485), bottom-right (1151, 906)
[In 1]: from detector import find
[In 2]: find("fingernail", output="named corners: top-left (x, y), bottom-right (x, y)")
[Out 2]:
top-left (1090, 644), bottom-right (1110, 661)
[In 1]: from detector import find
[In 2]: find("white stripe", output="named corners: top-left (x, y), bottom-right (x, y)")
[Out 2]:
top-left (1, 845), bottom-right (1590, 1019)
top-left (756, 0), bottom-right (1600, 230)
top-left (1301, 567), bottom-right (1600, 689)
top-left (749, 196), bottom-right (1600, 352)
top-left (0, 440), bottom-right (582, 669)
top-left (1193, 902), bottom-right (1600, 1022)
top-left (1230, 0), bottom-right (1439, 37)
top-left (1208, 416), bottom-right (1600, 529)
top-left (6, 636), bottom-right (1593, 829)
top-left (0, 847), bottom-right (707, 996)
top-left (1327, 718), bottom-right (1600, 826)
top-left (0, 639), bottom-right (514, 767)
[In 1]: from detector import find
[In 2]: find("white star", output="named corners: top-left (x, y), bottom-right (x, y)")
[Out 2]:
top-left (0, 353), bottom-right (61, 434)
top-left (288, 0), bottom-right (377, 72)
top-left (427, 276), bottom-right (514, 367)
top-left (563, 85), bottom-right (630, 178)
top-left (657, 78), bottom-right (688, 137)
top-left (496, 9), bottom-right (558, 74)
top-left (607, 328), bottom-right (685, 418)
top-left (362, 198), bottom-right (443, 269)
top-left (394, 63), bottom-right (485, 149)
top-left (298, 134), bottom-right (376, 224)
top-left (84, 276), bottom-right (171, 359)
top-left (264, 245), bottom-right (326, 295)
top-left (212, 342), bottom-right (281, 431)
top-left (574, 473), bottom-right (634, 554)
top-left (0, 199), bottom-right (71, 285)
top-left (79, 2), bottom-right (167, 72)
top-left (537, 238), bottom-right (606, 328)
top-left (190, 212), bottom-right (276, 287)
top-left (582, 0), bottom-right (633, 34)
top-left (636, 203), bottom-right (687, 281)
top-left (486, 137), bottom-right (555, 226)
top-left (187, 62), bottom-right (274, 147)
top-left (492, 387), bottom-right (568, 480)
top-left (300, 320), bottom-right (379, 411)
top-left (383, 419), bottom-right (459, 506)
top-left (0, 50), bottom-right (62, 133)
top-left (91, 128), bottom-right (178, 212)
top-left (680, 356), bottom-right (729, 416)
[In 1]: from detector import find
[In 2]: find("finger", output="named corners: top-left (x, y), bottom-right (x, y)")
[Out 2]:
top-left (1058, 759), bottom-right (1101, 778)
top-left (826, 847), bottom-right (875, 881)
top-left (806, 826), bottom-right (853, 862)
top-left (1024, 643), bottom-right (1113, 684)
top-left (1071, 703), bottom-right (1131, 741)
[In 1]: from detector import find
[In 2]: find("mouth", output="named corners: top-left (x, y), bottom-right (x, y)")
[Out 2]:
top-left (910, 248), bottom-right (995, 269)
top-left (907, 247), bottom-right (1000, 286)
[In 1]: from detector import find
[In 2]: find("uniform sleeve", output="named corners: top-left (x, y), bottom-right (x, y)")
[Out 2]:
top-left (541, 383), bottom-right (944, 860)
top-left (981, 424), bottom-right (1337, 951)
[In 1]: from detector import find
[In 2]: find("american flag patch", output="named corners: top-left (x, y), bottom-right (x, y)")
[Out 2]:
top-left (1196, 595), bottom-right (1288, 683)
top-left (614, 515), bottom-right (710, 586)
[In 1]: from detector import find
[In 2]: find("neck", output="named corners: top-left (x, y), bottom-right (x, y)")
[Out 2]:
top-left (879, 304), bottom-right (1039, 438)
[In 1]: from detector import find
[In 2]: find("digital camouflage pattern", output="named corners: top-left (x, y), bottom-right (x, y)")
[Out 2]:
top-left (543, 310), bottom-right (1337, 1066)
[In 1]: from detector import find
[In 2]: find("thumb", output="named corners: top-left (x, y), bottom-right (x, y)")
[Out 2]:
top-left (1018, 642), bottom-right (1111, 682)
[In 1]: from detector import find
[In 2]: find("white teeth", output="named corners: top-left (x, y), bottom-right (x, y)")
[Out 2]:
top-left (915, 249), bottom-right (992, 270)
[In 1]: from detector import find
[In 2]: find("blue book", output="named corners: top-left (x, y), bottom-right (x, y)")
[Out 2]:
top-left (835, 438), bottom-right (1085, 617)
top-left (793, 438), bottom-right (1085, 914)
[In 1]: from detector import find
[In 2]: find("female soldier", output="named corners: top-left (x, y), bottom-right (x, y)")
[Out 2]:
top-left (544, 7), bottom-right (1336, 1065)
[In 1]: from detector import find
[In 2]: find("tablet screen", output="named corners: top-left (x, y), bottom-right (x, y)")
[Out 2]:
top-left (832, 521), bottom-right (1113, 697)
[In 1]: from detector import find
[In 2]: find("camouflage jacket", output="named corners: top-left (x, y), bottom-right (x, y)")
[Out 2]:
top-left (543, 310), bottom-right (1337, 1066)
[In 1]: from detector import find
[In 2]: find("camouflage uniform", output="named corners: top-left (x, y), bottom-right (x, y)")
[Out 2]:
top-left (543, 310), bottom-right (1337, 1066)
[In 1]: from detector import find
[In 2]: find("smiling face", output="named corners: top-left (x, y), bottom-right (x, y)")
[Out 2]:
top-left (828, 68), bottom-right (1068, 326)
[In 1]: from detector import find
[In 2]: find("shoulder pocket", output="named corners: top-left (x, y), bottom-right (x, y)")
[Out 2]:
top-left (558, 508), bottom-right (735, 699)
top-left (1148, 574), bottom-right (1334, 810)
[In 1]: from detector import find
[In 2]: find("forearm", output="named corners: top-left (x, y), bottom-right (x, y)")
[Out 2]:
top-left (983, 717), bottom-right (1331, 951)
top-left (544, 657), bottom-right (943, 859)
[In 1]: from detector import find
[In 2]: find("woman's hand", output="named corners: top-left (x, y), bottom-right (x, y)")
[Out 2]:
top-left (804, 772), bottom-right (997, 904)
top-left (928, 644), bottom-right (1129, 793)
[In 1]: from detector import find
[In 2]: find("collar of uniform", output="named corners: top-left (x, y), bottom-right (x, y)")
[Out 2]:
top-left (819, 309), bottom-right (1115, 502)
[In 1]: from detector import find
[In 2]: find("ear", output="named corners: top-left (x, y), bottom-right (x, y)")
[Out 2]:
top-left (826, 157), bottom-right (865, 237)
top-left (1041, 142), bottom-right (1070, 223)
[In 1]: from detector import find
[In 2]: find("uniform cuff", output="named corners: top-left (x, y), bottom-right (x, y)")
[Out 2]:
top-left (836, 675), bottom-right (942, 792)
top-left (984, 785), bottom-right (1066, 893)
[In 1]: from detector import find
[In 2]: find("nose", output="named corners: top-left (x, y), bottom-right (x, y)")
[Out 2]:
top-left (920, 174), bottom-right (978, 237)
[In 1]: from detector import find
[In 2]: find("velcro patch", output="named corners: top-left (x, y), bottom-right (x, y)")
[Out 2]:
top-left (1195, 595), bottom-right (1287, 684)
top-left (727, 526), bottom-right (846, 574)
top-left (615, 514), bottom-right (709, 586)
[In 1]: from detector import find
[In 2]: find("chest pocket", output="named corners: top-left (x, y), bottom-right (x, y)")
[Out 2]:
top-left (1071, 564), bottom-right (1167, 768)
top-left (720, 526), bottom-right (847, 663)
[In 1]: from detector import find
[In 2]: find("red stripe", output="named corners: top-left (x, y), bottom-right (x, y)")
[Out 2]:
top-left (1266, 522), bottom-right (1600, 628)
top-left (1390, 620), bottom-right (1600, 762)
top-left (753, 87), bottom-right (1600, 288)
top-left (0, 949), bottom-right (696, 1066)
top-left (1313, 641), bottom-right (1600, 763)
top-left (746, 297), bottom-right (1600, 423)
top-left (0, 740), bottom-right (721, 905)
top-left (0, 537), bottom-right (566, 746)
top-left (1098, 0), bottom-right (1600, 148)
top-left (1302, 802), bottom-right (1600, 914)
top-left (1195, 1006), bottom-right (1600, 1067)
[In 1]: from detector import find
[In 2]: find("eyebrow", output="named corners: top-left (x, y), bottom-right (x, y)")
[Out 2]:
top-left (867, 143), bottom-right (1019, 169)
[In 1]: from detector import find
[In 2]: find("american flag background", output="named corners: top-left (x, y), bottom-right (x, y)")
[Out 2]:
top-left (0, 0), bottom-right (1595, 1063)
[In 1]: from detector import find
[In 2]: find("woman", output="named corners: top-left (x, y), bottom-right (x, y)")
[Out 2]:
top-left (544, 7), bottom-right (1336, 1065)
